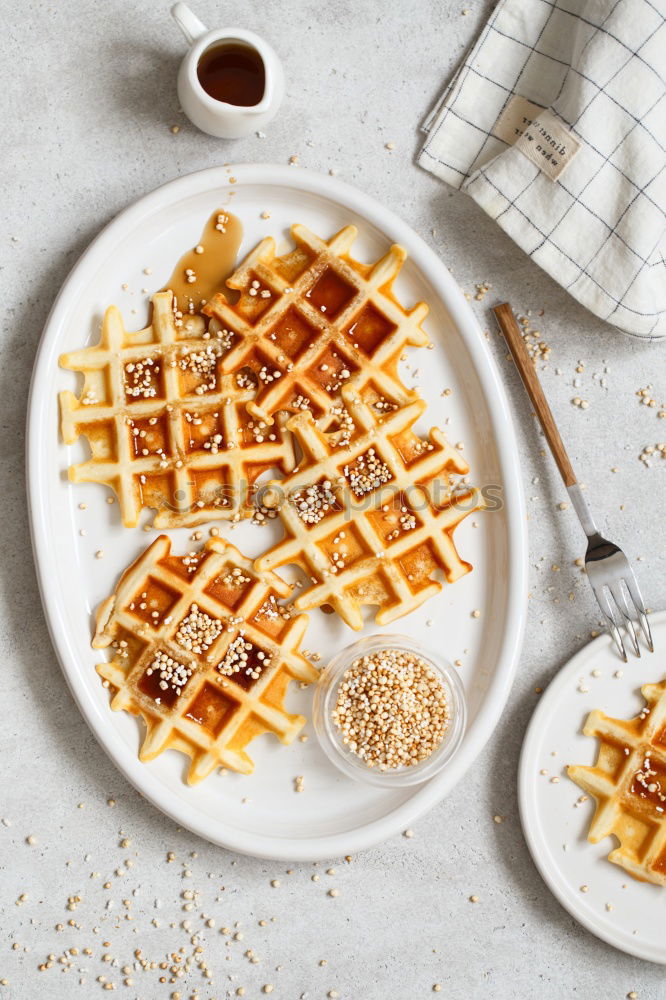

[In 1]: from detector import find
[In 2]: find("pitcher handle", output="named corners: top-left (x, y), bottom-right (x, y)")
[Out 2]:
top-left (171, 2), bottom-right (208, 44)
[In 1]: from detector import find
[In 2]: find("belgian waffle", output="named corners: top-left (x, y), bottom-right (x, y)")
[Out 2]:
top-left (202, 224), bottom-right (429, 426)
top-left (254, 392), bottom-right (480, 630)
top-left (93, 534), bottom-right (318, 782)
top-left (568, 680), bottom-right (666, 886)
top-left (59, 291), bottom-right (295, 528)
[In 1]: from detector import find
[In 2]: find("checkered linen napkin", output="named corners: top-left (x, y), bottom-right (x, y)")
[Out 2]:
top-left (419, 0), bottom-right (666, 340)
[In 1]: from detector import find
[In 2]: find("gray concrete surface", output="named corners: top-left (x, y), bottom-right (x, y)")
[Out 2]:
top-left (1, 1), bottom-right (665, 998)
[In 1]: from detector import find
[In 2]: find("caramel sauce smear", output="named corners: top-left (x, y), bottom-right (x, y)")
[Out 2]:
top-left (161, 209), bottom-right (243, 311)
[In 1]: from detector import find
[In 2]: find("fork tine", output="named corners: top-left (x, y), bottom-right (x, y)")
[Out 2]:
top-left (609, 583), bottom-right (641, 657)
top-left (638, 612), bottom-right (654, 653)
top-left (622, 570), bottom-right (654, 652)
top-left (593, 585), bottom-right (627, 662)
top-left (624, 615), bottom-right (640, 657)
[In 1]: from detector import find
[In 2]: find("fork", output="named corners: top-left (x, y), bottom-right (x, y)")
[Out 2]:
top-left (493, 302), bottom-right (653, 662)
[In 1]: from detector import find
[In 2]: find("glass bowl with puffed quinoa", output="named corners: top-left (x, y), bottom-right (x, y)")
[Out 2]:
top-left (313, 634), bottom-right (467, 787)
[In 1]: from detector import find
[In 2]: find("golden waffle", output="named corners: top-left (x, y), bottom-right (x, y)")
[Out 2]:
top-left (59, 291), bottom-right (295, 528)
top-left (202, 224), bottom-right (429, 425)
top-left (93, 534), bottom-right (318, 782)
top-left (568, 680), bottom-right (666, 886)
top-left (255, 392), bottom-right (480, 630)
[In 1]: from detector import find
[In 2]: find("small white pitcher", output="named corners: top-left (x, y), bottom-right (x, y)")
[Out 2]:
top-left (171, 2), bottom-right (285, 139)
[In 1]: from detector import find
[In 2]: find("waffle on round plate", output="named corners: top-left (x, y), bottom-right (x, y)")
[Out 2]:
top-left (568, 680), bottom-right (666, 887)
top-left (60, 290), bottom-right (296, 528)
top-left (93, 534), bottom-right (318, 782)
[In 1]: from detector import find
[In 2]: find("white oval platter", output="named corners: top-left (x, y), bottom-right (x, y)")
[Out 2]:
top-left (28, 164), bottom-right (527, 860)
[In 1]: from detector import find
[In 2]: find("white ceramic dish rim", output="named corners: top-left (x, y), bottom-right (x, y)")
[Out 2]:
top-left (517, 613), bottom-right (666, 965)
top-left (27, 164), bottom-right (528, 860)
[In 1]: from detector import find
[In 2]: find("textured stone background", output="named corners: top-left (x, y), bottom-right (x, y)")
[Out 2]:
top-left (1, 1), bottom-right (665, 998)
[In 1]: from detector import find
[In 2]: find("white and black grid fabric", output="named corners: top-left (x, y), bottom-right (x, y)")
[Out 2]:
top-left (419, 0), bottom-right (666, 340)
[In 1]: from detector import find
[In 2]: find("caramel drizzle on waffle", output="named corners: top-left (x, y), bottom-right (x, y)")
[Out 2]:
top-left (203, 224), bottom-right (429, 425)
top-left (59, 291), bottom-right (295, 528)
top-left (255, 392), bottom-right (480, 630)
top-left (568, 680), bottom-right (666, 886)
top-left (93, 535), bottom-right (318, 782)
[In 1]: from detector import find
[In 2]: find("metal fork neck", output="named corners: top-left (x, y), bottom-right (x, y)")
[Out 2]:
top-left (567, 483), bottom-right (600, 539)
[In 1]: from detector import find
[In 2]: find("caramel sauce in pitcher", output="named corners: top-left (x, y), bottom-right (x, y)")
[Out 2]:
top-left (197, 43), bottom-right (265, 107)
top-left (161, 209), bottom-right (243, 310)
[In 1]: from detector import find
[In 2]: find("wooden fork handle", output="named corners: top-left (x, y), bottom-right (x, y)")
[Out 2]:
top-left (493, 302), bottom-right (577, 489)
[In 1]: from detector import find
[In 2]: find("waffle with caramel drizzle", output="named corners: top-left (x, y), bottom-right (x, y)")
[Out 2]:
top-left (93, 534), bottom-right (318, 782)
top-left (568, 680), bottom-right (666, 886)
top-left (254, 391), bottom-right (480, 630)
top-left (202, 223), bottom-right (429, 428)
top-left (59, 291), bottom-right (295, 528)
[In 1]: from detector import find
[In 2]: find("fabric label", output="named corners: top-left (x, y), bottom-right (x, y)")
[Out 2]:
top-left (493, 95), bottom-right (581, 180)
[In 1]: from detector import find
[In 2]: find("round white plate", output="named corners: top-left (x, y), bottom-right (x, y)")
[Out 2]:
top-left (28, 164), bottom-right (527, 860)
top-left (519, 612), bottom-right (666, 964)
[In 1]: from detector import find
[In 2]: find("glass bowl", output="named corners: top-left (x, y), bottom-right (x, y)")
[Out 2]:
top-left (312, 633), bottom-right (467, 787)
